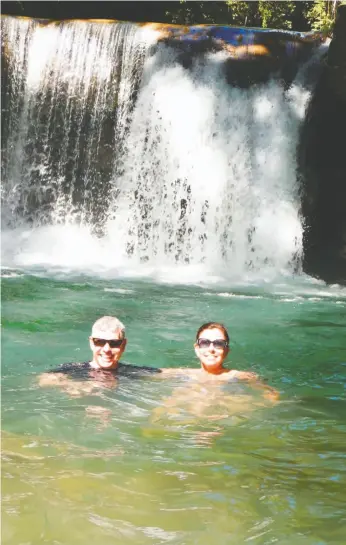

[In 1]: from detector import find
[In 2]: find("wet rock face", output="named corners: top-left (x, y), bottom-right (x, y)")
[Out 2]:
top-left (157, 25), bottom-right (323, 88)
top-left (300, 5), bottom-right (346, 284)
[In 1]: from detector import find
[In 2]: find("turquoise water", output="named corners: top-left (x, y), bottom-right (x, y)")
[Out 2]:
top-left (2, 267), bottom-right (346, 544)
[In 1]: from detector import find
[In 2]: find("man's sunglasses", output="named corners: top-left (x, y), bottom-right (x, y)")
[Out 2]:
top-left (92, 338), bottom-right (124, 348)
top-left (197, 338), bottom-right (228, 349)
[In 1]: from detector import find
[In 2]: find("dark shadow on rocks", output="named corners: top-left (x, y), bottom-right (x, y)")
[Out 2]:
top-left (300, 5), bottom-right (346, 285)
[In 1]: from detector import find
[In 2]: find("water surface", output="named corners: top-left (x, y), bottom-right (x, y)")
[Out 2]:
top-left (2, 268), bottom-right (346, 544)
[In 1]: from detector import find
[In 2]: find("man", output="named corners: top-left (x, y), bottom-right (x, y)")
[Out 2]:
top-left (39, 316), bottom-right (160, 395)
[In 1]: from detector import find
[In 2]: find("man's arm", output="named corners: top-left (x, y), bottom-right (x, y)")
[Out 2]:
top-left (38, 372), bottom-right (71, 387)
top-left (38, 371), bottom-right (97, 397)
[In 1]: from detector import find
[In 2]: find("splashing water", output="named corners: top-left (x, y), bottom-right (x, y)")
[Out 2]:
top-left (2, 17), bottom-right (158, 228)
top-left (1, 17), bottom-right (326, 281)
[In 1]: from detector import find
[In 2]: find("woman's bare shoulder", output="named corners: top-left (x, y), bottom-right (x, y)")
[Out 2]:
top-left (159, 367), bottom-right (199, 377)
top-left (228, 370), bottom-right (259, 381)
top-left (159, 368), bottom-right (258, 380)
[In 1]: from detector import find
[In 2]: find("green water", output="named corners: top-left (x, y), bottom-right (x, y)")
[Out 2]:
top-left (2, 269), bottom-right (346, 544)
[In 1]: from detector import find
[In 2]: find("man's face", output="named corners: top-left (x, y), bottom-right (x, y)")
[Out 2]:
top-left (89, 329), bottom-right (127, 369)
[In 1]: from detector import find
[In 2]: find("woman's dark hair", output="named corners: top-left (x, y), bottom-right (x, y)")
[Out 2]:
top-left (195, 322), bottom-right (229, 344)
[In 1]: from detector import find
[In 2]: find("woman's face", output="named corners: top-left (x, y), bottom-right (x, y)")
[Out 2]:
top-left (194, 327), bottom-right (229, 373)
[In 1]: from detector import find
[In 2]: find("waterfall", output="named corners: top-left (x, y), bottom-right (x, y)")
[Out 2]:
top-left (1, 17), bottom-right (157, 228)
top-left (1, 17), bottom-right (324, 280)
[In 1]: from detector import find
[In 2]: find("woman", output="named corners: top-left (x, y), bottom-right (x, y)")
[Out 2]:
top-left (192, 321), bottom-right (256, 380)
top-left (161, 322), bottom-right (257, 381)
top-left (153, 322), bottom-right (279, 428)
top-left (160, 322), bottom-right (279, 399)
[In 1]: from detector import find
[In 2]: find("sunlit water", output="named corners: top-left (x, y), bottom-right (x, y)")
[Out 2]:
top-left (2, 267), bottom-right (346, 545)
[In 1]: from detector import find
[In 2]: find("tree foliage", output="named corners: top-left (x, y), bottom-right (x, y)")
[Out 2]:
top-left (225, 1), bottom-right (261, 26)
top-left (226, 1), bottom-right (296, 29)
top-left (306, 0), bottom-right (346, 35)
top-left (226, 0), bottom-right (343, 34)
top-left (258, 1), bottom-right (295, 29)
top-left (164, 2), bottom-right (232, 25)
top-left (2, 0), bottom-right (345, 34)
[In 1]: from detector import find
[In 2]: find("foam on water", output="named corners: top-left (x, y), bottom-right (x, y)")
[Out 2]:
top-left (104, 288), bottom-right (135, 294)
top-left (215, 293), bottom-right (264, 299)
top-left (2, 223), bottom-right (346, 304)
top-left (0, 223), bottom-right (285, 285)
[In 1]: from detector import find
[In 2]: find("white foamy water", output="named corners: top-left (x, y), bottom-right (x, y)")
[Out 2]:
top-left (104, 288), bottom-right (135, 294)
top-left (3, 224), bottom-right (346, 304)
top-left (1, 17), bottom-right (158, 226)
top-left (106, 49), bottom-right (308, 277)
top-left (214, 293), bottom-right (264, 300)
top-left (1, 17), bottom-right (327, 282)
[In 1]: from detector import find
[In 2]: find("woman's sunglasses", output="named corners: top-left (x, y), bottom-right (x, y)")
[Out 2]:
top-left (92, 338), bottom-right (124, 348)
top-left (197, 338), bottom-right (228, 349)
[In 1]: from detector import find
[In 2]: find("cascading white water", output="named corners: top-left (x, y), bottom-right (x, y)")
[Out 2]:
top-left (1, 17), bottom-right (324, 281)
top-left (1, 17), bottom-right (158, 227)
top-left (106, 49), bottom-right (306, 277)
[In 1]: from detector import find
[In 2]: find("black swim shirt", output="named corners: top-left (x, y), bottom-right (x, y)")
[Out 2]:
top-left (48, 361), bottom-right (161, 379)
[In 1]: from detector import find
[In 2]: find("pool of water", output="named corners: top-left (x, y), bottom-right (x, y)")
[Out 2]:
top-left (2, 267), bottom-right (346, 544)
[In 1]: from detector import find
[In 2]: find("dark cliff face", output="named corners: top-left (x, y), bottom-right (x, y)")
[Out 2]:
top-left (300, 5), bottom-right (346, 284)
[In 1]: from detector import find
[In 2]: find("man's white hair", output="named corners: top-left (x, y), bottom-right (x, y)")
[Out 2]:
top-left (91, 316), bottom-right (126, 339)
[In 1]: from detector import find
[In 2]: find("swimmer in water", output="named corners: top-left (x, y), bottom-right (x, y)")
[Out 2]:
top-left (193, 321), bottom-right (255, 381)
top-left (38, 315), bottom-right (160, 396)
top-left (152, 322), bottom-right (279, 432)
top-left (160, 322), bottom-right (279, 399)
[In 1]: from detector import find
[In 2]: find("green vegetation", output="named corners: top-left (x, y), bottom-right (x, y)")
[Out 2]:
top-left (226, 1), bottom-right (295, 29)
top-left (164, 1), bottom-right (345, 35)
top-left (305, 0), bottom-right (345, 34)
top-left (3, 1), bottom-right (346, 35)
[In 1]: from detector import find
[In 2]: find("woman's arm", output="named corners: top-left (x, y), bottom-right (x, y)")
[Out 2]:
top-left (233, 371), bottom-right (279, 402)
